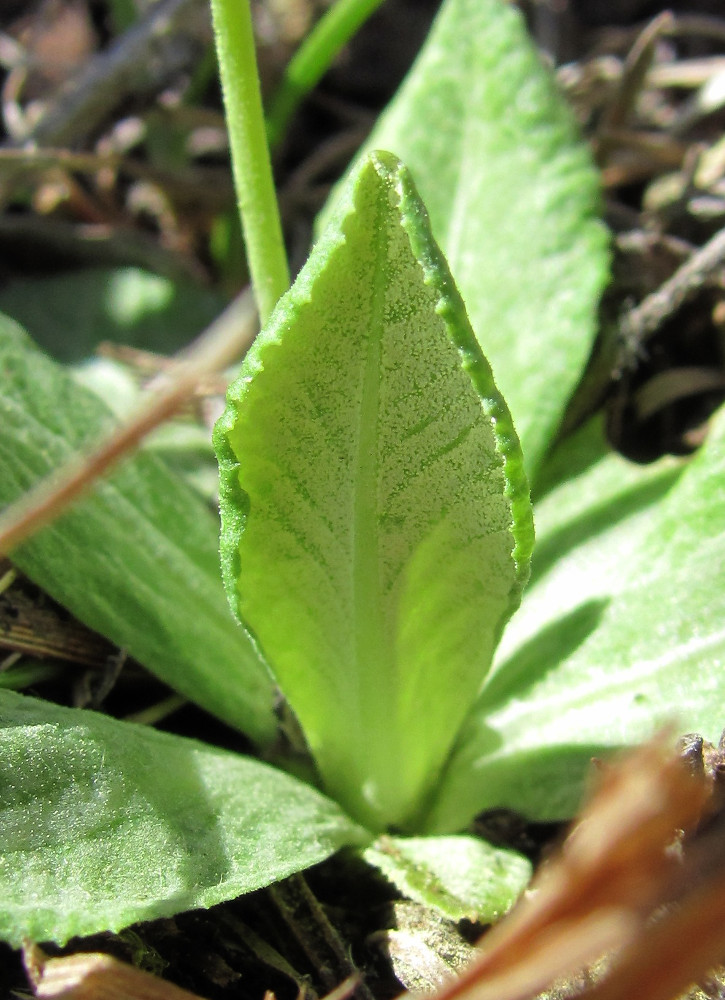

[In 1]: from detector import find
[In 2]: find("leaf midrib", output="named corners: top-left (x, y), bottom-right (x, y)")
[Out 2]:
top-left (352, 197), bottom-right (391, 737)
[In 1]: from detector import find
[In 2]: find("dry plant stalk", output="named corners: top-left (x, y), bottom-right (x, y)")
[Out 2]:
top-left (432, 736), bottom-right (724, 1000)
top-left (583, 862), bottom-right (725, 1000)
top-left (23, 943), bottom-right (209, 1000)
top-left (23, 943), bottom-right (362, 1000)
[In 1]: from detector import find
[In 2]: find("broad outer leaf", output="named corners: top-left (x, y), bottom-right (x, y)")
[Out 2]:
top-left (0, 689), bottom-right (368, 946)
top-left (363, 835), bottom-right (531, 922)
top-left (0, 317), bottom-right (276, 744)
top-left (216, 151), bottom-right (533, 832)
top-left (319, 0), bottom-right (609, 481)
top-left (426, 411), bottom-right (725, 832)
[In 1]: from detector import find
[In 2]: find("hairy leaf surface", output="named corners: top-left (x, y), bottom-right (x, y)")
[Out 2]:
top-left (427, 411), bottom-right (725, 831)
top-left (0, 690), bottom-right (367, 945)
top-left (216, 152), bottom-right (533, 831)
top-left (363, 835), bottom-right (531, 922)
top-left (0, 318), bottom-right (276, 744)
top-left (319, 0), bottom-right (608, 480)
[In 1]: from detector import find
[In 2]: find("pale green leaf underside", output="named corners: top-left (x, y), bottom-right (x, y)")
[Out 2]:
top-left (426, 409), bottom-right (725, 831)
top-left (319, 0), bottom-right (609, 480)
top-left (216, 151), bottom-right (533, 831)
top-left (363, 834), bottom-right (531, 922)
top-left (0, 689), bottom-right (368, 946)
top-left (0, 318), bottom-right (276, 744)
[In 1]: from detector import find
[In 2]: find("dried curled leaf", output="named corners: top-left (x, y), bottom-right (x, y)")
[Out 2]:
top-left (433, 738), bottom-right (709, 1000)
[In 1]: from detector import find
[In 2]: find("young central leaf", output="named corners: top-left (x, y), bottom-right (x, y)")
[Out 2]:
top-left (215, 151), bottom-right (532, 831)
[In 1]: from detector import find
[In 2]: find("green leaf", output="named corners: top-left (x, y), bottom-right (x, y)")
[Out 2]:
top-left (215, 151), bottom-right (533, 832)
top-left (363, 834), bottom-right (531, 922)
top-left (0, 660), bottom-right (61, 690)
top-left (0, 268), bottom-right (224, 362)
top-left (318, 0), bottom-right (609, 480)
top-left (0, 317), bottom-right (276, 745)
top-left (426, 410), bottom-right (725, 832)
top-left (0, 689), bottom-right (368, 946)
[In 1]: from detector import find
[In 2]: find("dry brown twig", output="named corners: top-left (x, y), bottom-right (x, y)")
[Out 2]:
top-left (24, 944), bottom-right (210, 1000)
top-left (5, 0), bottom-right (211, 150)
top-left (595, 11), bottom-right (675, 164)
top-left (619, 226), bottom-right (725, 364)
top-left (0, 288), bottom-right (257, 557)
top-left (24, 939), bottom-right (363, 1000)
top-left (430, 737), bottom-right (711, 1000)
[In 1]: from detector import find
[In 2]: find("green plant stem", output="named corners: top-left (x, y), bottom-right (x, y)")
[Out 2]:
top-left (266, 0), bottom-right (387, 150)
top-left (210, 0), bottom-right (289, 324)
